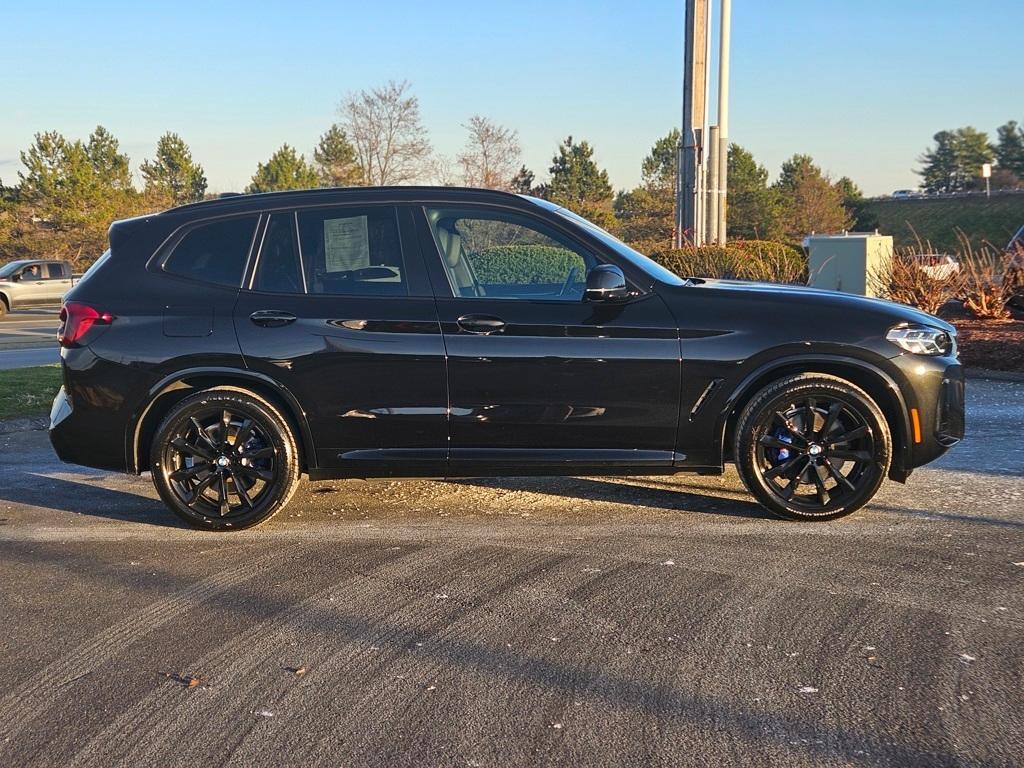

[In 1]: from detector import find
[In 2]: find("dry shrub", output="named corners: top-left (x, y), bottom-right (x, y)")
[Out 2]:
top-left (871, 247), bottom-right (962, 316)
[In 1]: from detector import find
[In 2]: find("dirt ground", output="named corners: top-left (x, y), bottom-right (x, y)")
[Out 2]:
top-left (952, 318), bottom-right (1024, 371)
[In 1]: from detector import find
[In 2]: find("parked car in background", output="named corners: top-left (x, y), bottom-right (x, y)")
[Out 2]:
top-left (0, 259), bottom-right (77, 317)
top-left (911, 253), bottom-right (960, 281)
top-left (49, 187), bottom-right (964, 530)
top-left (891, 189), bottom-right (919, 199)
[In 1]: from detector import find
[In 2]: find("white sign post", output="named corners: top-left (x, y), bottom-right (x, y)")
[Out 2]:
top-left (982, 162), bottom-right (992, 198)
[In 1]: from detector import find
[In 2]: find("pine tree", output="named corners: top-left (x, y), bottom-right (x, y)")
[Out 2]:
top-left (140, 132), bottom-right (208, 204)
top-left (313, 124), bottom-right (363, 187)
top-left (773, 154), bottom-right (852, 239)
top-left (726, 144), bottom-right (783, 240)
top-left (994, 120), bottom-right (1024, 180)
top-left (247, 144), bottom-right (320, 193)
top-left (546, 136), bottom-right (616, 229)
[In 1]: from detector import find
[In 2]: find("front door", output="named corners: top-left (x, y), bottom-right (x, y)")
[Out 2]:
top-left (416, 204), bottom-right (681, 473)
top-left (233, 206), bottom-right (447, 475)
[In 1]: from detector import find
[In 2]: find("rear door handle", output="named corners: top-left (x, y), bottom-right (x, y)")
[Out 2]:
top-left (250, 310), bottom-right (297, 328)
top-left (456, 314), bottom-right (506, 335)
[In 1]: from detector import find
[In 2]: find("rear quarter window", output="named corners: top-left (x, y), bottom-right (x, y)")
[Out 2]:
top-left (163, 216), bottom-right (259, 287)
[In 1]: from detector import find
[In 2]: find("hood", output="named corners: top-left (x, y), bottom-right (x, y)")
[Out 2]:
top-left (668, 277), bottom-right (955, 333)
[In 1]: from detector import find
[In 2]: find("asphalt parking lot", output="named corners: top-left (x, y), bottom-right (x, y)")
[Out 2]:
top-left (0, 378), bottom-right (1021, 767)
top-left (0, 309), bottom-right (59, 370)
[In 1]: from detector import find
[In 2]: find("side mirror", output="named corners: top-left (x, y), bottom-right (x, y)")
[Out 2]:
top-left (585, 264), bottom-right (629, 302)
top-left (10, 272), bottom-right (20, 282)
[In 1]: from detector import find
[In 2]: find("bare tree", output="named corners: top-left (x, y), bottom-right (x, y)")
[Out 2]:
top-left (339, 80), bottom-right (432, 185)
top-left (429, 154), bottom-right (460, 186)
top-left (457, 115), bottom-right (521, 190)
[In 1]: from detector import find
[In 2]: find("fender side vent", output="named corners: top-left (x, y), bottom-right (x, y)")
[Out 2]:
top-left (690, 378), bottom-right (723, 420)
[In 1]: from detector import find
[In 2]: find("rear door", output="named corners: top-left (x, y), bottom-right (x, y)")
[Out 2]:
top-left (233, 205), bottom-right (448, 475)
top-left (43, 262), bottom-right (74, 303)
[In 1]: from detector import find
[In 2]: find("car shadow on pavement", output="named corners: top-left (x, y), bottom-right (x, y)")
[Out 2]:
top-left (449, 477), bottom-right (773, 520)
top-left (0, 473), bottom-right (187, 528)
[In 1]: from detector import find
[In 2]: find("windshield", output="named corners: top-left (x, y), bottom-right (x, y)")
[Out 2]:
top-left (524, 197), bottom-right (685, 287)
top-left (0, 260), bottom-right (32, 278)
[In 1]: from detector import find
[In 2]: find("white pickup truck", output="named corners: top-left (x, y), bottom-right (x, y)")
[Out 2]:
top-left (0, 259), bottom-right (78, 317)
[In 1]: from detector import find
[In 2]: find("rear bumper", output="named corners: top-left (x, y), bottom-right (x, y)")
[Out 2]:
top-left (48, 351), bottom-right (134, 472)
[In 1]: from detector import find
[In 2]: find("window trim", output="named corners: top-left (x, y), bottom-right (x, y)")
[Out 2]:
top-left (244, 211), bottom-right (307, 295)
top-left (152, 212), bottom-right (262, 290)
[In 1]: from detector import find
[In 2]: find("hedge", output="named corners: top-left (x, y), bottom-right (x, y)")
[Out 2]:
top-left (648, 239), bottom-right (807, 284)
top-left (467, 245), bottom-right (586, 285)
top-left (465, 239), bottom-right (808, 287)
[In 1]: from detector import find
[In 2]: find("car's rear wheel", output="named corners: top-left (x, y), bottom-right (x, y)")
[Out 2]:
top-left (150, 389), bottom-right (300, 530)
top-left (0, 298), bottom-right (8, 318)
top-left (734, 374), bottom-right (891, 521)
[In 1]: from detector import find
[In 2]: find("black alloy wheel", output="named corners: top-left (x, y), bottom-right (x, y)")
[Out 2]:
top-left (151, 389), bottom-right (300, 530)
top-left (734, 374), bottom-right (892, 520)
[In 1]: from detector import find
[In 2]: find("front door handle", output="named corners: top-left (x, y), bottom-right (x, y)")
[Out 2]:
top-left (250, 310), bottom-right (297, 328)
top-left (456, 314), bottom-right (506, 335)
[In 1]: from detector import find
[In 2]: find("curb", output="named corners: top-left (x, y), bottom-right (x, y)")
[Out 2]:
top-left (964, 367), bottom-right (1024, 383)
top-left (0, 416), bottom-right (48, 435)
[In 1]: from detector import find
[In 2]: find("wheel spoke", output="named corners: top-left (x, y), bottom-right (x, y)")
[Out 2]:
top-left (824, 459), bottom-right (857, 491)
top-left (187, 473), bottom-right (217, 507)
top-left (811, 464), bottom-right (830, 505)
top-left (169, 463), bottom-right (208, 482)
top-left (764, 455), bottom-right (802, 480)
top-left (804, 398), bottom-right (817, 439)
top-left (170, 438), bottom-right (214, 462)
top-left (760, 434), bottom-right (800, 452)
top-left (236, 463), bottom-right (274, 482)
top-left (230, 469), bottom-right (254, 508)
top-left (190, 417), bottom-right (216, 449)
top-left (820, 401), bottom-right (844, 439)
top-left (234, 419), bottom-right (254, 448)
top-left (217, 473), bottom-right (230, 516)
top-left (239, 446), bottom-right (275, 461)
top-left (830, 449), bottom-right (873, 463)
top-left (778, 456), bottom-right (810, 500)
top-left (828, 425), bottom-right (869, 446)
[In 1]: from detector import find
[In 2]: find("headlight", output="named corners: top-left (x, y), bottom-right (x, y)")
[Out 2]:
top-left (886, 324), bottom-right (953, 356)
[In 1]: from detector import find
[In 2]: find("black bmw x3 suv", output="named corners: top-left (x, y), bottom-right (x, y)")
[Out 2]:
top-left (50, 187), bottom-right (964, 529)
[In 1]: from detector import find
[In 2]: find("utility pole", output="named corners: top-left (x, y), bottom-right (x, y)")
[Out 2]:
top-left (715, 0), bottom-right (731, 244)
top-left (675, 0), bottom-right (710, 248)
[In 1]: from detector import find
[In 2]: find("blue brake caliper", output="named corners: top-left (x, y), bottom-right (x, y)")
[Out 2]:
top-left (769, 427), bottom-right (793, 466)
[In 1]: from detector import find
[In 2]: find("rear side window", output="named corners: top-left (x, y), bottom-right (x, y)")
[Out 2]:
top-left (297, 206), bottom-right (407, 296)
top-left (164, 216), bottom-right (258, 287)
top-left (45, 262), bottom-right (68, 279)
top-left (253, 213), bottom-right (303, 293)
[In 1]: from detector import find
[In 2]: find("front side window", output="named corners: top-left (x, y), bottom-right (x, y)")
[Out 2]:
top-left (253, 213), bottom-right (303, 293)
top-left (297, 206), bottom-right (407, 296)
top-left (164, 216), bottom-right (259, 287)
top-left (424, 207), bottom-right (592, 300)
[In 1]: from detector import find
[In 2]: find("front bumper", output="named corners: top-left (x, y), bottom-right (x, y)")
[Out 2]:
top-left (891, 354), bottom-right (964, 470)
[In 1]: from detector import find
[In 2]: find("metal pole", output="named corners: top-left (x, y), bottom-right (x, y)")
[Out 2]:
top-left (716, 0), bottom-right (731, 244)
top-left (707, 125), bottom-right (720, 243)
top-left (675, 0), bottom-right (709, 248)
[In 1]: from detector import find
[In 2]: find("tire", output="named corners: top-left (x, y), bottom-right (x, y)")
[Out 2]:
top-left (150, 389), bottom-right (301, 530)
top-left (733, 374), bottom-right (892, 521)
top-left (0, 297), bottom-right (8, 318)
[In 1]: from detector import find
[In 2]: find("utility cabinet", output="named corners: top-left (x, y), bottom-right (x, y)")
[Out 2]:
top-left (805, 233), bottom-right (893, 298)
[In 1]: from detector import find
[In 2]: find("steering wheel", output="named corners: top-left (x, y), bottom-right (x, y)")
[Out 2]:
top-left (559, 266), bottom-right (580, 297)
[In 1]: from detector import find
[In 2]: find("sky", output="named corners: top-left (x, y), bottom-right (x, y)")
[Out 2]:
top-left (1, 0), bottom-right (1020, 197)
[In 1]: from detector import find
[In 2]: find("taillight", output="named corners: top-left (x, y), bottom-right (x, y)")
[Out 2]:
top-left (58, 302), bottom-right (115, 348)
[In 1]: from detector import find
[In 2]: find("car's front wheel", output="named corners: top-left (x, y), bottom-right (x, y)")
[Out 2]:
top-left (150, 389), bottom-right (301, 530)
top-left (734, 374), bottom-right (892, 521)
